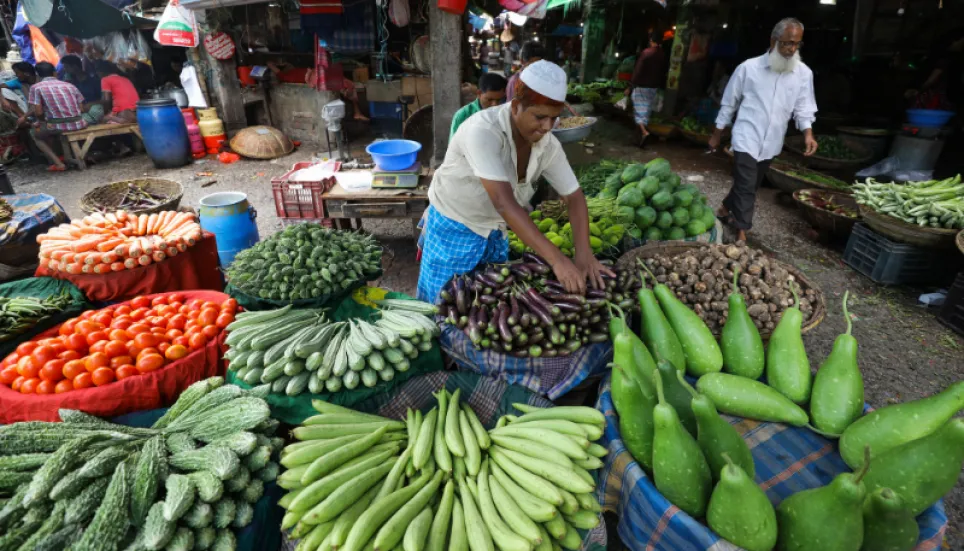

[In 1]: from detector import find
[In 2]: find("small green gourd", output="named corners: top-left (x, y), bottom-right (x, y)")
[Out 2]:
top-left (860, 488), bottom-right (918, 551)
top-left (839, 380), bottom-right (964, 469)
top-left (651, 370), bottom-right (711, 518)
top-left (776, 448), bottom-right (871, 551)
top-left (610, 364), bottom-right (656, 471)
top-left (810, 291), bottom-right (864, 435)
top-left (862, 418), bottom-right (964, 516)
top-left (720, 269), bottom-right (765, 379)
top-left (706, 453), bottom-right (776, 551)
top-left (636, 268), bottom-right (686, 373)
top-left (765, 284), bottom-right (812, 405)
top-left (696, 373), bottom-right (810, 426)
top-left (678, 370), bottom-right (754, 480)
top-left (656, 360), bottom-right (698, 437)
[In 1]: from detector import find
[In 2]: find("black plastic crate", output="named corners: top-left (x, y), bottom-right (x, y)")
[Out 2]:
top-left (843, 223), bottom-right (957, 285)
top-left (938, 272), bottom-right (964, 337)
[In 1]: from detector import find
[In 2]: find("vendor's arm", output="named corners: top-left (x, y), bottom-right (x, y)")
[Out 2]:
top-left (101, 90), bottom-right (114, 114)
top-left (794, 72), bottom-right (818, 156)
top-left (709, 63), bottom-right (746, 150)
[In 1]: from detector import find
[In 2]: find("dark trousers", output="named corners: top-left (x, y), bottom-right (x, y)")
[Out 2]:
top-left (723, 151), bottom-right (772, 230)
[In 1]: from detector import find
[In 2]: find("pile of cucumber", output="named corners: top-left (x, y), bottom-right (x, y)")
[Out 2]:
top-left (224, 300), bottom-right (440, 396)
top-left (278, 396), bottom-right (608, 551)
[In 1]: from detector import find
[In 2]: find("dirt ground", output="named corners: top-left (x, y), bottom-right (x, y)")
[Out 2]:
top-left (9, 118), bottom-right (963, 548)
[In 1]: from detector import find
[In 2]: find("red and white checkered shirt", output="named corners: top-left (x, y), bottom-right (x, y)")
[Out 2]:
top-left (28, 77), bottom-right (88, 132)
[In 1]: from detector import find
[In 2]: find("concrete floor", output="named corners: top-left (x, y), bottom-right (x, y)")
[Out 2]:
top-left (8, 119), bottom-right (963, 549)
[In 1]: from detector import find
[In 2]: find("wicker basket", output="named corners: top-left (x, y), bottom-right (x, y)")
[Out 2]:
top-left (648, 122), bottom-right (679, 139)
top-left (616, 241), bottom-right (826, 338)
top-left (792, 189), bottom-right (860, 239)
top-left (229, 125), bottom-right (294, 160)
top-left (768, 163), bottom-right (852, 194)
top-left (783, 135), bottom-right (874, 171)
top-left (680, 128), bottom-right (714, 147)
top-left (80, 178), bottom-right (183, 215)
top-left (957, 230), bottom-right (964, 257)
top-left (857, 206), bottom-right (959, 249)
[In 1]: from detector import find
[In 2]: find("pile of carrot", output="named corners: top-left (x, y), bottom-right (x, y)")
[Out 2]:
top-left (37, 210), bottom-right (203, 275)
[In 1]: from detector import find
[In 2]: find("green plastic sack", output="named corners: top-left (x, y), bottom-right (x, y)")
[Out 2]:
top-left (227, 290), bottom-right (445, 426)
top-left (0, 277), bottom-right (91, 357)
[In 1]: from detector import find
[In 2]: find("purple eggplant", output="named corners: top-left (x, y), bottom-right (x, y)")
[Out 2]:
top-left (479, 294), bottom-right (498, 306)
top-left (523, 252), bottom-right (547, 265)
top-left (588, 332), bottom-right (609, 343)
top-left (497, 304), bottom-right (514, 343)
top-left (446, 309), bottom-right (458, 326)
top-left (519, 312), bottom-right (532, 328)
top-left (455, 277), bottom-right (468, 315)
top-left (510, 264), bottom-right (533, 280)
top-left (509, 296), bottom-right (521, 326)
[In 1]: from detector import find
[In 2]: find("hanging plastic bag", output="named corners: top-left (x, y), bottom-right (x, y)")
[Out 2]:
top-left (128, 31), bottom-right (153, 64)
top-left (154, 0), bottom-right (199, 48)
top-left (388, 0), bottom-right (409, 27)
top-left (615, 96), bottom-right (629, 111)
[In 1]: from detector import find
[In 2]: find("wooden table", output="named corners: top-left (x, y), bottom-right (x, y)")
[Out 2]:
top-left (320, 176), bottom-right (430, 237)
top-left (61, 123), bottom-right (143, 170)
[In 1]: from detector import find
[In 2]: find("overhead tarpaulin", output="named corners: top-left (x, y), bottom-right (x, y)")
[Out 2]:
top-left (550, 24), bottom-right (582, 36)
top-left (21, 0), bottom-right (154, 39)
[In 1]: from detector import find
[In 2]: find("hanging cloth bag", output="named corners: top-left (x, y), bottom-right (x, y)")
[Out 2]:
top-left (389, 0), bottom-right (410, 28)
top-left (154, 0), bottom-right (199, 47)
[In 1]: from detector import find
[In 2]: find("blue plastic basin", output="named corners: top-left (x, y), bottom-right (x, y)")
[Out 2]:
top-left (906, 109), bottom-right (955, 128)
top-left (366, 140), bottom-right (422, 171)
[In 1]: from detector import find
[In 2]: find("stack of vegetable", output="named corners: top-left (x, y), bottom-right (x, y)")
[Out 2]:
top-left (853, 175), bottom-right (964, 229)
top-left (680, 117), bottom-right (712, 135)
top-left (0, 293), bottom-right (235, 394)
top-left (775, 163), bottom-right (851, 191)
top-left (0, 376), bottom-right (282, 551)
top-left (812, 136), bottom-right (861, 160)
top-left (508, 209), bottom-right (626, 258)
top-left (573, 159), bottom-right (630, 197)
top-left (438, 252), bottom-right (641, 358)
top-left (225, 299), bottom-right (439, 395)
top-left (0, 292), bottom-right (74, 343)
top-left (226, 224), bottom-right (382, 302)
top-left (609, 256), bottom-right (964, 551)
top-left (599, 158), bottom-right (716, 241)
top-left (38, 210), bottom-right (202, 275)
top-left (636, 242), bottom-right (818, 332)
top-left (278, 394), bottom-right (607, 551)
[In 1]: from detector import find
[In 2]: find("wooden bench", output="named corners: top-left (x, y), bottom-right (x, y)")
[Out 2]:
top-left (60, 123), bottom-right (143, 170)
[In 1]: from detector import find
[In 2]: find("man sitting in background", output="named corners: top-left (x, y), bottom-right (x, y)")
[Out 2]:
top-left (450, 73), bottom-right (507, 137)
top-left (62, 55), bottom-right (104, 125)
top-left (1, 62), bottom-right (36, 101)
top-left (95, 60), bottom-right (140, 124)
top-left (21, 62), bottom-right (87, 171)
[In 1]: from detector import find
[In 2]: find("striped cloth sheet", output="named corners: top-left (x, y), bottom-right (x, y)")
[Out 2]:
top-left (594, 374), bottom-right (948, 551)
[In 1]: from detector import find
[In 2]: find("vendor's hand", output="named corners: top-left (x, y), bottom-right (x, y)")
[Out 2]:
top-left (551, 256), bottom-right (586, 295)
top-left (803, 133), bottom-right (819, 156)
top-left (708, 130), bottom-right (722, 152)
top-left (624, 88), bottom-right (631, 97)
top-left (575, 251), bottom-right (614, 291)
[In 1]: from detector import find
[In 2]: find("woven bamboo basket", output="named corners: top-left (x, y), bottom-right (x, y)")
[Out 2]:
top-left (857, 206), bottom-right (959, 249)
top-left (616, 241), bottom-right (826, 338)
top-left (783, 135), bottom-right (874, 171)
top-left (648, 122), bottom-right (679, 139)
top-left (957, 230), bottom-right (964, 257)
top-left (229, 125), bottom-right (294, 160)
top-left (768, 163), bottom-right (852, 194)
top-left (80, 178), bottom-right (183, 215)
top-left (792, 189), bottom-right (860, 240)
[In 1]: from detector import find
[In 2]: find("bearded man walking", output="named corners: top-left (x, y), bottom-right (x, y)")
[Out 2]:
top-left (709, 18), bottom-right (819, 242)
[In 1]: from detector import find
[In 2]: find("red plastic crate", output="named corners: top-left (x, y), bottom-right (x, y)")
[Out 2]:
top-left (271, 162), bottom-right (338, 220)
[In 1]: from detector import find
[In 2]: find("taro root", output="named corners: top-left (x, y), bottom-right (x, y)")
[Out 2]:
top-left (765, 321), bottom-right (775, 331)
top-left (725, 245), bottom-right (741, 259)
top-left (694, 282), bottom-right (708, 293)
top-left (746, 304), bottom-right (769, 318)
top-left (656, 275), bottom-right (668, 284)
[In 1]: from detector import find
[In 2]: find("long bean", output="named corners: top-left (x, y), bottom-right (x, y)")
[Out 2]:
top-left (852, 175), bottom-right (964, 229)
top-left (0, 292), bottom-right (74, 342)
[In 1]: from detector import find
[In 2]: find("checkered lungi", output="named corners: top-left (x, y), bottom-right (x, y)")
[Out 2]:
top-left (631, 87), bottom-right (659, 126)
top-left (416, 205), bottom-right (508, 304)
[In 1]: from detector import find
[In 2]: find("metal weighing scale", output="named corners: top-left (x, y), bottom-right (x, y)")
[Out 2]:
top-left (372, 162), bottom-right (421, 189)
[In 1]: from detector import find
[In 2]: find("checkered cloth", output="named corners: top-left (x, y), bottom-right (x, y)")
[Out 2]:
top-left (417, 206), bottom-right (509, 304)
top-left (283, 370), bottom-right (608, 551)
top-left (631, 87), bottom-right (659, 126)
top-left (28, 77), bottom-right (87, 132)
top-left (0, 193), bottom-right (69, 247)
top-left (438, 323), bottom-right (612, 400)
top-left (594, 374), bottom-right (949, 551)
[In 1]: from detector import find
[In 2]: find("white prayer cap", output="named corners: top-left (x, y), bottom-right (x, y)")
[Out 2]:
top-left (518, 60), bottom-right (567, 102)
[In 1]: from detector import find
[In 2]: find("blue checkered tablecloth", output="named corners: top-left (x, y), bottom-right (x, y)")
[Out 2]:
top-left (0, 193), bottom-right (68, 247)
top-left (595, 374), bottom-right (948, 551)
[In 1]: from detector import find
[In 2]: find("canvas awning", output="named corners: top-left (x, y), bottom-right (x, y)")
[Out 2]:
top-left (22, 0), bottom-right (154, 39)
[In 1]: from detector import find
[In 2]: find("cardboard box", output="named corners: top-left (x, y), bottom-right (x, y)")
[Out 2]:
top-left (402, 76), bottom-right (433, 110)
top-left (365, 79), bottom-right (402, 103)
top-left (352, 67), bottom-right (370, 83)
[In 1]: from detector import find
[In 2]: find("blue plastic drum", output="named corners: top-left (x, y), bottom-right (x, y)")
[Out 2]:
top-left (136, 98), bottom-right (191, 169)
top-left (199, 192), bottom-right (259, 267)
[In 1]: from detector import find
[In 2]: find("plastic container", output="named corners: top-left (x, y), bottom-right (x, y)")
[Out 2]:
top-left (187, 123), bottom-right (205, 158)
top-left (843, 223), bottom-right (957, 285)
top-left (938, 272), bottom-right (964, 337)
top-left (197, 108), bottom-right (219, 121)
top-left (203, 134), bottom-right (226, 154)
top-left (181, 108), bottom-right (197, 124)
top-left (369, 101), bottom-right (403, 120)
top-left (906, 109), bottom-right (955, 128)
top-left (198, 192), bottom-right (260, 267)
top-left (437, 0), bottom-right (467, 15)
top-left (366, 139), bottom-right (422, 171)
top-left (198, 117), bottom-right (225, 138)
top-left (238, 66), bottom-right (257, 87)
top-left (135, 98), bottom-right (191, 169)
top-left (271, 162), bottom-right (338, 220)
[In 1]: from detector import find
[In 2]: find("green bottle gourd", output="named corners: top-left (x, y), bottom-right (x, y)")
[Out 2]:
top-left (637, 269), bottom-right (686, 373)
top-left (860, 488), bottom-right (918, 551)
top-left (720, 269), bottom-right (765, 379)
top-left (643, 264), bottom-right (723, 377)
top-left (696, 373), bottom-right (810, 427)
top-left (861, 418), bottom-right (964, 516)
top-left (608, 307), bottom-right (657, 471)
top-left (776, 448), bottom-right (872, 551)
top-left (656, 359), bottom-right (698, 437)
top-left (839, 380), bottom-right (964, 469)
top-left (651, 370), bottom-right (712, 519)
top-left (809, 291), bottom-right (864, 436)
top-left (765, 284), bottom-right (812, 405)
top-left (677, 370), bottom-right (754, 480)
top-left (609, 304), bottom-right (658, 387)
top-left (706, 453), bottom-right (776, 551)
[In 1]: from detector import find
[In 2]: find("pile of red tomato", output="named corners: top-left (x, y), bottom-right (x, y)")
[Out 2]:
top-left (0, 293), bottom-right (237, 395)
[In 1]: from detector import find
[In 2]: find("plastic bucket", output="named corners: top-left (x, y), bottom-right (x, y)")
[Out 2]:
top-left (906, 109), bottom-right (955, 128)
top-left (198, 192), bottom-right (259, 267)
top-left (366, 139), bottom-right (422, 171)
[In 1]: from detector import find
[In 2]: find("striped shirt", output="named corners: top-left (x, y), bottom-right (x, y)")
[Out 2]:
top-left (28, 77), bottom-right (87, 132)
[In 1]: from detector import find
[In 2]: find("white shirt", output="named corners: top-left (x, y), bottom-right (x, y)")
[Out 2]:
top-left (715, 53), bottom-right (818, 162)
top-left (429, 102), bottom-right (581, 238)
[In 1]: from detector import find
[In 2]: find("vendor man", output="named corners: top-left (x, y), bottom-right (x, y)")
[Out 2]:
top-left (709, 17), bottom-right (818, 242)
top-left (418, 61), bottom-right (612, 303)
